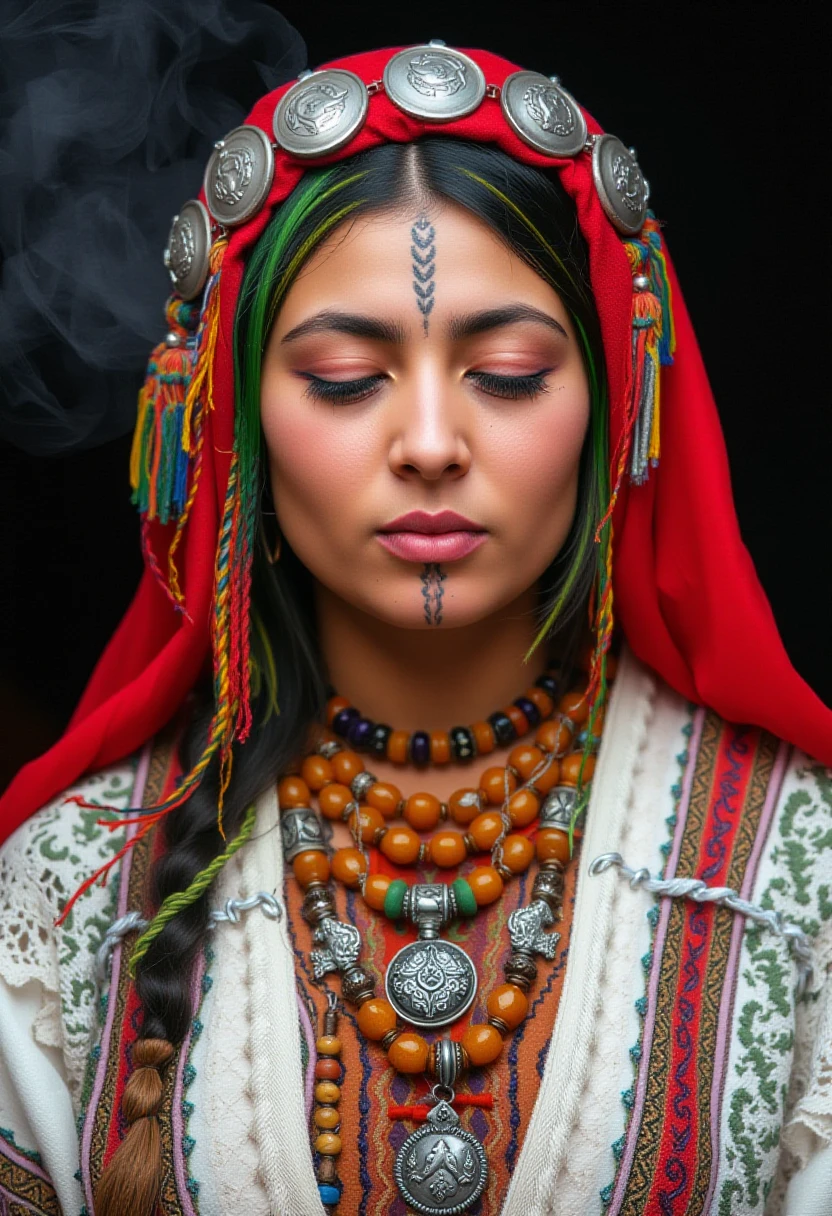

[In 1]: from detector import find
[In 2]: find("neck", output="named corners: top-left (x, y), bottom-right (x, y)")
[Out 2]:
top-left (315, 583), bottom-right (549, 731)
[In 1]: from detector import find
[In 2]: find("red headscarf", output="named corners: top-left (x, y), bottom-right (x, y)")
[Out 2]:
top-left (2, 46), bottom-right (829, 845)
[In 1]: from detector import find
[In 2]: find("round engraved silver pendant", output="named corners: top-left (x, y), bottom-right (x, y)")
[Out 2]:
top-left (592, 134), bottom-right (649, 234)
top-left (273, 69), bottom-right (368, 157)
top-left (383, 45), bottom-right (486, 122)
top-left (163, 199), bottom-right (211, 300)
top-left (203, 125), bottom-right (274, 226)
top-left (501, 70), bottom-right (587, 157)
top-left (385, 939), bottom-right (477, 1028)
top-left (395, 1099), bottom-right (488, 1214)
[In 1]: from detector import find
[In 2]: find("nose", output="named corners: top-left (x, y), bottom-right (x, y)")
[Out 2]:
top-left (387, 372), bottom-right (472, 483)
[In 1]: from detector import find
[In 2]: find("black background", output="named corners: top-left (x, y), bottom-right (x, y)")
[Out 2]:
top-left (1, 2), bottom-right (830, 789)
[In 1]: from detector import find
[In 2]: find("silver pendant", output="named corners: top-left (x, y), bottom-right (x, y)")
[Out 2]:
top-left (273, 69), bottom-right (368, 157)
top-left (203, 125), bottom-right (274, 226)
top-left (592, 134), bottom-right (649, 234)
top-left (395, 1098), bottom-right (488, 1214)
top-left (163, 200), bottom-right (211, 300)
top-left (501, 70), bottom-right (587, 158)
top-left (386, 938), bottom-right (477, 1028)
top-left (383, 45), bottom-right (486, 122)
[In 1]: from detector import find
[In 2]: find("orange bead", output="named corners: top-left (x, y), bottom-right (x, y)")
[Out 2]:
top-left (503, 704), bottom-right (529, 736)
top-left (429, 731), bottom-right (451, 765)
top-left (429, 831), bottom-right (468, 869)
top-left (403, 792), bottom-right (442, 831)
top-left (366, 781), bottom-right (402, 819)
top-left (471, 720), bottom-right (496, 755)
top-left (479, 766), bottom-right (517, 806)
top-left (363, 873), bottom-right (392, 911)
top-left (536, 718), bottom-right (573, 757)
top-left (560, 752), bottom-right (596, 787)
top-left (462, 1023), bottom-right (503, 1067)
top-left (331, 847), bottom-right (367, 888)
top-left (314, 1133), bottom-right (342, 1155)
top-left (316, 1034), bottom-right (341, 1055)
top-left (379, 825), bottom-right (421, 866)
top-left (468, 865), bottom-right (504, 906)
top-left (448, 788), bottom-right (484, 825)
top-left (387, 730), bottom-right (410, 764)
top-left (524, 686), bottom-right (554, 718)
top-left (315, 1081), bottom-right (340, 1104)
top-left (326, 696), bottom-right (351, 726)
top-left (468, 810), bottom-right (504, 851)
top-left (315, 1058), bottom-right (341, 1080)
top-left (314, 1105), bottom-right (340, 1130)
top-left (301, 754), bottom-right (334, 791)
top-left (318, 783), bottom-right (354, 820)
top-left (356, 998), bottom-right (397, 1041)
top-left (387, 1032), bottom-right (430, 1074)
top-left (487, 983), bottom-right (529, 1030)
top-left (348, 804), bottom-right (385, 844)
top-left (501, 833), bottom-right (535, 874)
top-left (558, 690), bottom-right (589, 726)
top-left (332, 750), bottom-right (364, 785)
top-left (278, 775), bottom-right (311, 808)
top-left (292, 850), bottom-right (331, 887)
top-left (507, 789), bottom-right (540, 828)
top-left (535, 828), bottom-right (571, 865)
top-left (528, 757), bottom-right (560, 795)
top-left (507, 744), bottom-right (545, 782)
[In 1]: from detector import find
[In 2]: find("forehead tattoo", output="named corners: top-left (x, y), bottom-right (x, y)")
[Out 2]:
top-left (410, 215), bottom-right (436, 334)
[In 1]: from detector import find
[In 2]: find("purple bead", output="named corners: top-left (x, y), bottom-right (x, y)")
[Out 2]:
top-left (410, 731), bottom-right (430, 765)
top-left (332, 706), bottom-right (359, 737)
top-left (514, 696), bottom-right (541, 727)
top-left (347, 717), bottom-right (374, 750)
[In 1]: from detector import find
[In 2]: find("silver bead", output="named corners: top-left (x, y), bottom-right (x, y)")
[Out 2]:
top-left (280, 806), bottom-right (327, 863)
top-left (433, 1038), bottom-right (462, 1089)
top-left (351, 771), bottom-right (376, 800)
top-left (633, 274), bottom-right (651, 292)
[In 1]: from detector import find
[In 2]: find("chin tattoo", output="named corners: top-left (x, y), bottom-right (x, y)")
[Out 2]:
top-left (421, 562), bottom-right (447, 625)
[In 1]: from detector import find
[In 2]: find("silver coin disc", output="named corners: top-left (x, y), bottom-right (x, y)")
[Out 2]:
top-left (501, 70), bottom-right (587, 157)
top-left (383, 45), bottom-right (486, 122)
top-left (394, 1101), bottom-right (488, 1215)
top-left (203, 125), bottom-right (275, 226)
top-left (163, 199), bottom-right (211, 301)
top-left (592, 134), bottom-right (649, 235)
top-left (273, 69), bottom-right (368, 157)
top-left (385, 939), bottom-right (477, 1029)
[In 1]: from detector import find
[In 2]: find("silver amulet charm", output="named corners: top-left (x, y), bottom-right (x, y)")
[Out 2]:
top-left (394, 1097), bottom-right (488, 1214)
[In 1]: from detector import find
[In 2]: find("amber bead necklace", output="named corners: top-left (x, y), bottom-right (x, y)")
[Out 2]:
top-left (278, 666), bottom-right (614, 1213)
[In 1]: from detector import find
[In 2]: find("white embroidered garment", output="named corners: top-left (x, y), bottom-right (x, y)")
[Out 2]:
top-left (0, 651), bottom-right (830, 1215)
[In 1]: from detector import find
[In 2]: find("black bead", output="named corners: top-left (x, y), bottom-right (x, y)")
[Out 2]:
top-left (535, 674), bottom-right (560, 700)
top-left (368, 723), bottom-right (393, 756)
top-left (488, 711), bottom-right (516, 747)
top-left (449, 726), bottom-right (476, 761)
top-left (410, 731), bottom-right (431, 765)
top-left (332, 706), bottom-right (359, 737)
top-left (514, 696), bottom-right (541, 726)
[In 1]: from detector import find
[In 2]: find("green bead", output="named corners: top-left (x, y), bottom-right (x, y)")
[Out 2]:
top-left (452, 878), bottom-right (477, 918)
top-left (383, 879), bottom-right (408, 920)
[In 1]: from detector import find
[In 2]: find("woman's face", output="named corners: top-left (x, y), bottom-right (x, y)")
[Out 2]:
top-left (260, 202), bottom-right (590, 630)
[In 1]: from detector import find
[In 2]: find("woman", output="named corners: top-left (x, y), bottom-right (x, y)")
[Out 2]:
top-left (0, 41), bottom-right (829, 1216)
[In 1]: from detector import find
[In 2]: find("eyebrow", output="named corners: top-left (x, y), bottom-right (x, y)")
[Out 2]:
top-left (280, 304), bottom-right (568, 346)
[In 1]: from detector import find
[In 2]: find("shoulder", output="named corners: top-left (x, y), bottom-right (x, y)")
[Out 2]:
top-left (0, 758), bottom-right (138, 1098)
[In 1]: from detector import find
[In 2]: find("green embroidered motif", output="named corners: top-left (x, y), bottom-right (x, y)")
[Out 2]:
top-left (718, 763), bottom-right (832, 1214)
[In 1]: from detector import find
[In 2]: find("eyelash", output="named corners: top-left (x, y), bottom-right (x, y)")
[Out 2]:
top-left (301, 370), bottom-right (552, 405)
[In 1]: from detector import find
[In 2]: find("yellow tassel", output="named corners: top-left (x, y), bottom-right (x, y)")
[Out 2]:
top-left (129, 384), bottom-right (151, 494)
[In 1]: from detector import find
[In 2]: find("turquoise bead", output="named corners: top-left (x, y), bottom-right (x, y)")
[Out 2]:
top-left (451, 877), bottom-right (477, 918)
top-left (318, 1183), bottom-right (342, 1205)
top-left (383, 878), bottom-right (408, 920)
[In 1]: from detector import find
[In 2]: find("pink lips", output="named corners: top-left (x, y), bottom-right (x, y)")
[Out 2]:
top-left (376, 510), bottom-right (488, 563)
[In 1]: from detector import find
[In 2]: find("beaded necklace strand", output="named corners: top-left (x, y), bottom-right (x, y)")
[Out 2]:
top-left (279, 666), bottom-right (613, 1214)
